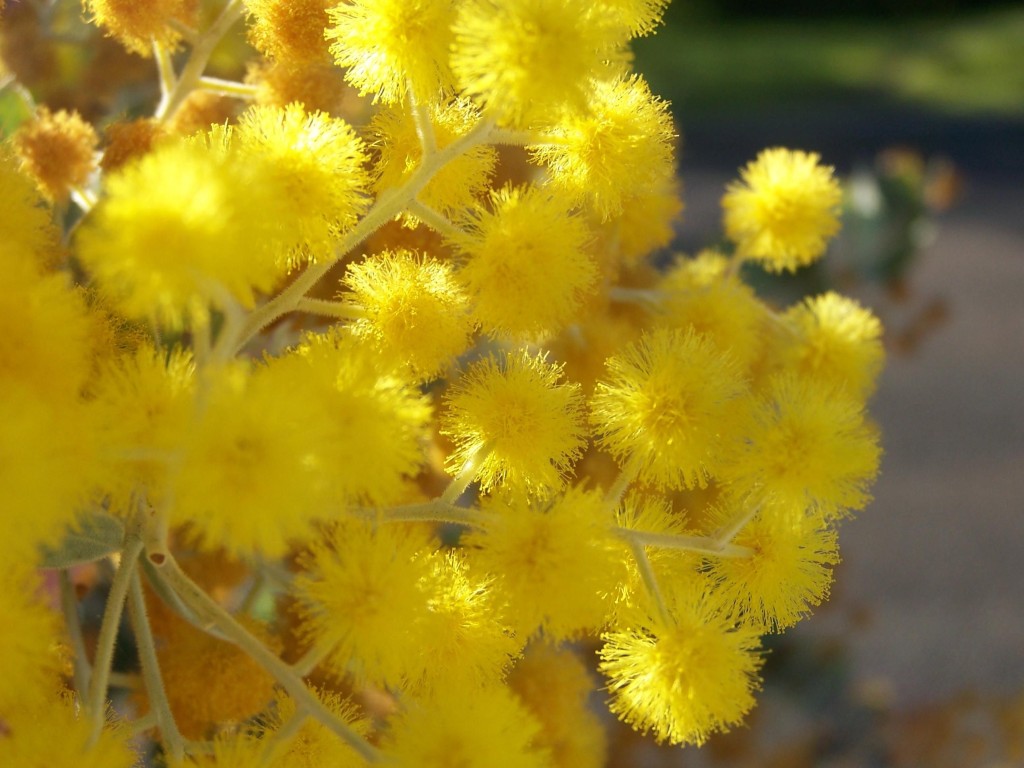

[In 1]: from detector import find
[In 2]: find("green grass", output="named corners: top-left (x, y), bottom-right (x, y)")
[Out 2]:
top-left (633, 7), bottom-right (1024, 116)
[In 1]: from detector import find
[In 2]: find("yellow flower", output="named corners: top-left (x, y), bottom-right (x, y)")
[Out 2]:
top-left (451, 0), bottom-right (628, 125)
top-left (453, 185), bottom-right (597, 339)
top-left (12, 106), bottom-right (97, 202)
top-left (465, 487), bottom-right (626, 641)
top-left (371, 98), bottom-right (497, 221)
top-left (295, 520), bottom-right (437, 688)
top-left (326, 0), bottom-right (456, 105)
top-left (380, 682), bottom-right (552, 768)
top-left (658, 250), bottom-right (768, 375)
top-left (591, 327), bottom-right (749, 490)
top-left (245, 0), bottom-right (333, 65)
top-left (236, 103), bottom-right (372, 264)
top-left (0, 565), bottom-right (64, 715)
top-left (530, 75), bottom-right (676, 221)
top-left (596, 0), bottom-right (670, 37)
top-left (508, 644), bottom-right (607, 768)
top-left (85, 0), bottom-right (196, 56)
top-left (343, 249), bottom-right (474, 381)
top-left (442, 349), bottom-right (586, 495)
top-left (781, 291), bottom-right (885, 399)
top-left (599, 585), bottom-right (763, 746)
top-left (258, 689), bottom-right (372, 768)
top-left (0, 144), bottom-right (58, 263)
top-left (723, 374), bottom-right (881, 516)
top-left (723, 147), bottom-right (842, 272)
top-left (707, 503), bottom-right (839, 631)
top-left (171, 361), bottom-right (330, 558)
top-left (76, 139), bottom-right (284, 328)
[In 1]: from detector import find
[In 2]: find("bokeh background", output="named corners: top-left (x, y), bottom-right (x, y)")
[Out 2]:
top-left (619, 1), bottom-right (1024, 764)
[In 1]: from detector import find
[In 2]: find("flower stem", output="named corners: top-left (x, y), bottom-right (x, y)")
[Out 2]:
top-left (155, 555), bottom-right (381, 763)
top-left (156, 0), bottom-right (246, 121)
top-left (627, 539), bottom-right (671, 624)
top-left (616, 528), bottom-right (752, 559)
top-left (407, 199), bottom-right (464, 240)
top-left (88, 536), bottom-right (144, 743)
top-left (128, 571), bottom-right (185, 761)
top-left (218, 116), bottom-right (496, 358)
top-left (59, 569), bottom-right (91, 698)
top-left (294, 297), bottom-right (366, 321)
top-left (197, 76), bottom-right (259, 99)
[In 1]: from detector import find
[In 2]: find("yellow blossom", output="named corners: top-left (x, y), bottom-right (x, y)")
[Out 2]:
top-left (342, 249), bottom-right (475, 381)
top-left (12, 106), bottom-right (98, 202)
top-left (451, 0), bottom-right (628, 125)
top-left (465, 486), bottom-right (626, 641)
top-left (84, 0), bottom-right (196, 55)
top-left (453, 185), bottom-right (597, 339)
top-left (591, 327), bottom-right (749, 490)
top-left (723, 147), bottom-right (843, 272)
top-left (599, 585), bottom-right (763, 746)
top-left (380, 682), bottom-right (552, 768)
top-left (442, 349), bottom-right (586, 495)
top-left (326, 0), bottom-right (456, 105)
top-left (780, 291), bottom-right (885, 399)
top-left (246, 0), bottom-right (332, 65)
top-left (530, 75), bottom-right (676, 221)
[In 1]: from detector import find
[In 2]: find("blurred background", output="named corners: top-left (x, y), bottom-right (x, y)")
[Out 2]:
top-left (616, 1), bottom-right (1024, 764)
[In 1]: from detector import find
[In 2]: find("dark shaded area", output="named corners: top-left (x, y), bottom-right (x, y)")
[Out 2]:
top-left (674, 0), bottom-right (1024, 21)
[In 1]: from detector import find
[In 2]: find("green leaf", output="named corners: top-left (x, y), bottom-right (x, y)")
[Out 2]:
top-left (38, 512), bottom-right (126, 569)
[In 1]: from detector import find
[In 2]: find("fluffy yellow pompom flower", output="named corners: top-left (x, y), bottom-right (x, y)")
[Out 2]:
top-left (171, 362), bottom-right (330, 558)
top-left (442, 349), bottom-right (586, 495)
top-left (0, 145), bottom-right (58, 262)
top-left (1, 259), bottom-right (95, 404)
top-left (295, 520), bottom-right (436, 688)
top-left (257, 689), bottom-right (372, 768)
top-left (0, 566), bottom-right (64, 715)
top-left (76, 139), bottom-right (284, 328)
top-left (236, 103), bottom-right (371, 264)
top-left (12, 106), bottom-right (98, 202)
top-left (707, 504), bottom-right (839, 631)
top-left (658, 251), bottom-right (767, 375)
top-left (380, 683), bottom-right (551, 768)
top-left (613, 175), bottom-right (684, 266)
top-left (0, 694), bottom-right (138, 768)
top-left (591, 327), bottom-right (749, 490)
top-left (781, 291), bottom-right (885, 399)
top-left (465, 487), bottom-right (626, 640)
top-left (451, 0), bottom-right (628, 125)
top-left (402, 549), bottom-right (522, 692)
top-left (723, 147), bottom-right (843, 272)
top-left (343, 249), bottom-right (474, 381)
top-left (283, 330), bottom-right (432, 506)
top-left (599, 585), bottom-right (763, 746)
top-left (508, 644), bottom-right (607, 768)
top-left (90, 345), bottom-right (194, 515)
top-left (453, 185), bottom-right (597, 339)
top-left (326, 0), bottom-right (456, 105)
top-left (596, 0), bottom-right (670, 37)
top-left (371, 99), bottom-right (497, 221)
top-left (530, 75), bottom-right (676, 221)
top-left (85, 0), bottom-right (195, 55)
top-left (246, 0), bottom-right (332, 65)
top-left (724, 374), bottom-right (881, 516)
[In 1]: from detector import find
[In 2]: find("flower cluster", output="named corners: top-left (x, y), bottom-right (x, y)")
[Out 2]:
top-left (0, 0), bottom-right (883, 765)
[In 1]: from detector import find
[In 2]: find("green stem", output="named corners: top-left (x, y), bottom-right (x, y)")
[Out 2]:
top-left (439, 446), bottom-right (487, 506)
top-left (155, 556), bottom-right (381, 764)
top-left (409, 87), bottom-right (437, 156)
top-left (128, 571), bottom-right (186, 762)
top-left (59, 570), bottom-right (91, 698)
top-left (627, 540), bottom-right (671, 624)
top-left (294, 297), bottom-right (366, 321)
top-left (217, 116), bottom-right (496, 358)
top-left (153, 40), bottom-right (177, 105)
top-left (197, 76), bottom-right (259, 99)
top-left (156, 0), bottom-right (246, 121)
top-left (406, 199), bottom-right (465, 240)
top-left (712, 503), bottom-right (761, 547)
top-left (616, 527), bottom-right (753, 559)
top-left (88, 536), bottom-right (144, 743)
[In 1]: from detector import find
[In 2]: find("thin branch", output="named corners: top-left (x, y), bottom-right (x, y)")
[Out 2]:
top-left (155, 556), bottom-right (382, 764)
top-left (406, 199), bottom-right (465, 240)
top-left (617, 527), bottom-right (753, 559)
top-left (88, 536), bottom-right (145, 744)
top-left (294, 297), bottom-right (366, 321)
top-left (59, 570), bottom-right (91, 698)
top-left (197, 76), bottom-right (259, 100)
top-left (128, 571), bottom-right (186, 761)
